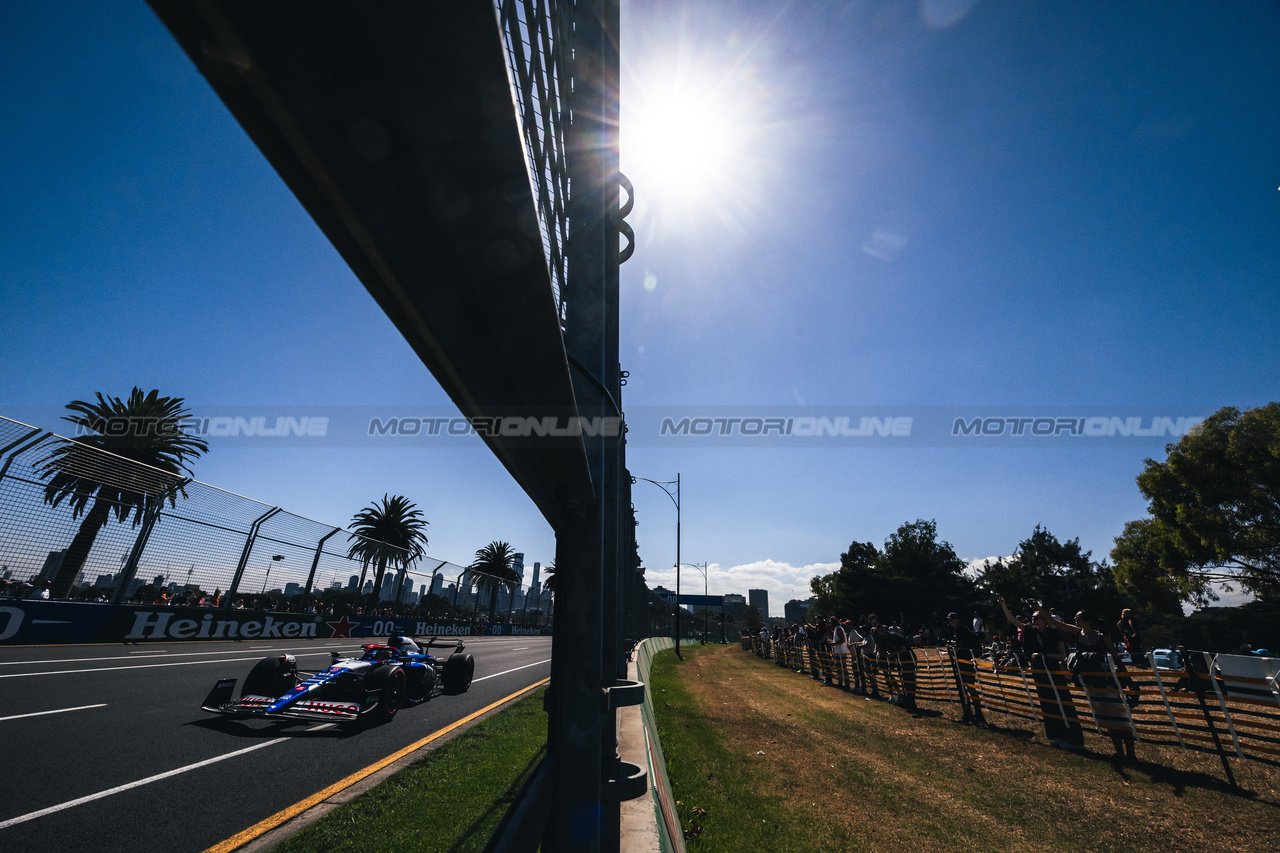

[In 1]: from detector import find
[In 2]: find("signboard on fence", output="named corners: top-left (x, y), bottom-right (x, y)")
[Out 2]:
top-left (0, 600), bottom-right (550, 645)
top-left (655, 592), bottom-right (724, 608)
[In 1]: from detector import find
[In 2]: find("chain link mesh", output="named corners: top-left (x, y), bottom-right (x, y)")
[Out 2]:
top-left (0, 417), bottom-right (551, 620)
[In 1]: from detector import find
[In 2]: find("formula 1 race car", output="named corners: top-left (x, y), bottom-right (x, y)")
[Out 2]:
top-left (201, 635), bottom-right (475, 725)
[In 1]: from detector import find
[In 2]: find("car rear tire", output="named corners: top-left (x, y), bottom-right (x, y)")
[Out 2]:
top-left (443, 653), bottom-right (474, 694)
top-left (241, 655), bottom-right (297, 699)
top-left (365, 666), bottom-right (405, 723)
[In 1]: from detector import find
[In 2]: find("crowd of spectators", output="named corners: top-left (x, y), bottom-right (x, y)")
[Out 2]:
top-left (751, 598), bottom-right (1169, 763)
top-left (0, 574), bottom-right (542, 632)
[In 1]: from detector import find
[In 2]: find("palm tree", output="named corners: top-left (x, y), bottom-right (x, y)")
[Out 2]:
top-left (542, 560), bottom-right (557, 593)
top-left (347, 495), bottom-right (428, 609)
top-left (471, 541), bottom-right (520, 618)
top-left (39, 388), bottom-right (208, 598)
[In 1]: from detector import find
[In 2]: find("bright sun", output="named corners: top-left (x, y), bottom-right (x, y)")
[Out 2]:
top-left (622, 61), bottom-right (767, 230)
top-left (626, 89), bottom-right (738, 195)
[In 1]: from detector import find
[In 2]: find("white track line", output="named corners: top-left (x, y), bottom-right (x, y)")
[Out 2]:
top-left (472, 659), bottom-right (551, 683)
top-left (0, 654), bottom-right (333, 679)
top-left (0, 658), bottom-right (551, 829)
top-left (0, 738), bottom-right (289, 830)
top-left (0, 703), bottom-right (107, 722)
top-left (0, 644), bottom-right (350, 667)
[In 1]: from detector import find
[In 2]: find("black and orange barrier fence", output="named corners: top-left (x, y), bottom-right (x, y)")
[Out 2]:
top-left (741, 635), bottom-right (1280, 771)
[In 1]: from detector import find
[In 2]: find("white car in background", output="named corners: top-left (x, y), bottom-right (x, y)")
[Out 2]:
top-left (1213, 652), bottom-right (1280, 700)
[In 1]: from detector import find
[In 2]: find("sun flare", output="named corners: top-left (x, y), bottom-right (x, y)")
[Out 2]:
top-left (626, 89), bottom-right (738, 195)
top-left (622, 56), bottom-right (770, 233)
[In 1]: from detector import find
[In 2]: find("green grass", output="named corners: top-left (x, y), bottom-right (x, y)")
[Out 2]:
top-left (652, 644), bottom-right (1280, 853)
top-left (270, 689), bottom-right (547, 853)
top-left (652, 647), bottom-right (860, 850)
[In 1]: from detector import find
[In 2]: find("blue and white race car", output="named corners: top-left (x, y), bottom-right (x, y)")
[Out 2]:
top-left (201, 635), bottom-right (475, 725)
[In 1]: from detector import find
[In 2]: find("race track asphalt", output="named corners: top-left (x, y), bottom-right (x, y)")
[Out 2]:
top-left (0, 635), bottom-right (552, 853)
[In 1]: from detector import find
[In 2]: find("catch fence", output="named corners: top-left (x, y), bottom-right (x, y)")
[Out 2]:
top-left (745, 636), bottom-right (1280, 769)
top-left (0, 416), bottom-right (552, 619)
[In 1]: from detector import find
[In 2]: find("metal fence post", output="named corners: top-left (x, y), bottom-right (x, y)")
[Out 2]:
top-left (1146, 652), bottom-right (1187, 748)
top-left (112, 478), bottom-right (189, 605)
top-left (0, 428), bottom-right (48, 478)
top-left (303, 527), bottom-right (341, 602)
top-left (224, 506), bottom-right (282, 606)
top-left (1204, 652), bottom-right (1243, 758)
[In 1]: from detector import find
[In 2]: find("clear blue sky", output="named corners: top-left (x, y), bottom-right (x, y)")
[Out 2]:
top-left (2, 2), bottom-right (1277, 611)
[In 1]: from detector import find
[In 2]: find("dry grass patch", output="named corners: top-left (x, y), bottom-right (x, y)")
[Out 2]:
top-left (652, 645), bottom-right (1280, 853)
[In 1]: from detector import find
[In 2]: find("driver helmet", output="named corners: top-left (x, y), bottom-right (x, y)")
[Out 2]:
top-left (388, 635), bottom-right (421, 654)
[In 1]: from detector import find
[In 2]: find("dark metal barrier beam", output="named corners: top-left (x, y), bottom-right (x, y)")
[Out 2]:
top-left (148, 0), bottom-right (592, 530)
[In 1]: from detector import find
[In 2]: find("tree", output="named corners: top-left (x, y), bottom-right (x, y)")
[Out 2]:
top-left (808, 522), bottom-right (974, 624)
top-left (976, 525), bottom-right (1125, 618)
top-left (808, 572), bottom-right (839, 618)
top-left (832, 539), bottom-right (883, 617)
top-left (876, 519), bottom-right (974, 622)
top-left (541, 560), bottom-right (557, 593)
top-left (742, 603), bottom-right (764, 634)
top-left (471, 540), bottom-right (520, 618)
top-left (39, 388), bottom-right (208, 598)
top-left (1112, 403), bottom-right (1280, 603)
top-left (347, 495), bottom-right (428, 609)
top-left (1110, 518), bottom-right (1193, 611)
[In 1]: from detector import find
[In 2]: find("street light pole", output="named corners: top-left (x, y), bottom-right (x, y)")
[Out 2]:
top-left (265, 554), bottom-right (284, 594)
top-left (633, 473), bottom-right (681, 658)
top-left (678, 562), bottom-right (709, 643)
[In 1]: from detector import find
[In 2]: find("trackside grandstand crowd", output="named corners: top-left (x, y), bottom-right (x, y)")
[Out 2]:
top-left (745, 597), bottom-right (1278, 766)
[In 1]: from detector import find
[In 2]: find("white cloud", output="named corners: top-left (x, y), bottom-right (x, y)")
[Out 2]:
top-left (964, 555), bottom-right (1011, 578)
top-left (862, 229), bottom-right (908, 261)
top-left (1184, 581), bottom-right (1257, 615)
top-left (643, 558), bottom-right (839, 611)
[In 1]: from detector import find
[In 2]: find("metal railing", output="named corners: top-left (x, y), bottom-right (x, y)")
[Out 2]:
top-left (0, 416), bottom-right (552, 621)
top-left (496, 0), bottom-right (571, 323)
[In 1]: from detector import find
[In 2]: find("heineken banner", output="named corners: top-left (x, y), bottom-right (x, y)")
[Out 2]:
top-left (0, 600), bottom-right (550, 645)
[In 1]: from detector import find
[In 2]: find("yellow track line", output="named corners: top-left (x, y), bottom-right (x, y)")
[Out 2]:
top-left (202, 677), bottom-right (551, 853)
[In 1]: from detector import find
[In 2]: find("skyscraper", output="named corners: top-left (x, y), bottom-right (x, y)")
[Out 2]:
top-left (748, 588), bottom-right (769, 620)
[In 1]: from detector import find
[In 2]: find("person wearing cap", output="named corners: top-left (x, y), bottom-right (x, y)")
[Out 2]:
top-left (1000, 596), bottom-right (1083, 751)
top-left (1054, 608), bottom-right (1137, 762)
top-left (947, 611), bottom-right (986, 725)
top-left (871, 620), bottom-right (917, 708)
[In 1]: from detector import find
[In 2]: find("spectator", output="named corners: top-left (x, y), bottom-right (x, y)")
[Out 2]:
top-left (1000, 596), bottom-right (1083, 751)
top-left (805, 615), bottom-right (826, 682)
top-left (857, 614), bottom-right (884, 699)
top-left (946, 611), bottom-right (986, 725)
top-left (972, 611), bottom-right (985, 642)
top-left (27, 579), bottom-right (51, 600)
top-left (828, 617), bottom-right (851, 690)
top-left (1056, 609), bottom-right (1136, 764)
top-left (1116, 609), bottom-right (1146, 667)
top-left (872, 621), bottom-right (917, 709)
top-left (795, 620), bottom-right (808, 672)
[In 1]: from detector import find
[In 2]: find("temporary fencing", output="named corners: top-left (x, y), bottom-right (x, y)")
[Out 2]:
top-left (0, 416), bottom-right (552, 618)
top-left (744, 635), bottom-right (1280, 769)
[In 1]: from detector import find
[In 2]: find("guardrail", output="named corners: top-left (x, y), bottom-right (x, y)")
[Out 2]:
top-left (743, 637), bottom-right (1280, 772)
top-left (0, 598), bottom-right (549, 645)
